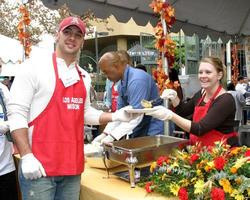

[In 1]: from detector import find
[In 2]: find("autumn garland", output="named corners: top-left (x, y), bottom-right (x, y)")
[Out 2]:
top-left (149, 0), bottom-right (177, 94)
top-left (231, 44), bottom-right (239, 85)
top-left (17, 5), bottom-right (31, 58)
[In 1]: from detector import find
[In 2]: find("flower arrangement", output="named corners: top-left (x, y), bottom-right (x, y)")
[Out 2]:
top-left (140, 141), bottom-right (250, 200)
top-left (17, 4), bottom-right (31, 58)
top-left (149, 0), bottom-right (178, 94)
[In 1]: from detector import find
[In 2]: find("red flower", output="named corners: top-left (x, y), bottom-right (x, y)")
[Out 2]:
top-left (245, 150), bottom-right (250, 160)
top-left (145, 182), bottom-right (153, 193)
top-left (157, 156), bottom-right (168, 166)
top-left (178, 187), bottom-right (188, 200)
top-left (189, 154), bottom-right (199, 165)
top-left (211, 187), bottom-right (225, 200)
top-left (214, 156), bottom-right (226, 171)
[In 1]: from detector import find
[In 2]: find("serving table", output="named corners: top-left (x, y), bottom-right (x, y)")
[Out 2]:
top-left (80, 164), bottom-right (176, 200)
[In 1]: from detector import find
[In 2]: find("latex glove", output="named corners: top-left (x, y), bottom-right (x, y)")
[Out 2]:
top-left (92, 133), bottom-right (107, 143)
top-left (145, 106), bottom-right (173, 121)
top-left (101, 135), bottom-right (115, 144)
top-left (0, 120), bottom-right (9, 134)
top-left (103, 121), bottom-right (121, 135)
top-left (160, 89), bottom-right (177, 101)
top-left (112, 105), bottom-right (140, 122)
top-left (21, 153), bottom-right (46, 180)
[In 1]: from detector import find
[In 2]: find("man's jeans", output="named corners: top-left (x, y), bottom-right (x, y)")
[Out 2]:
top-left (18, 165), bottom-right (81, 200)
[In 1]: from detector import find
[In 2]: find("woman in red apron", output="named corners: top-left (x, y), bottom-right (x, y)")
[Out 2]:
top-left (146, 57), bottom-right (237, 146)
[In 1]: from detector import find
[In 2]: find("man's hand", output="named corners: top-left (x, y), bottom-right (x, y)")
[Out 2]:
top-left (112, 105), bottom-right (141, 122)
top-left (101, 135), bottom-right (115, 144)
top-left (160, 89), bottom-right (177, 101)
top-left (21, 153), bottom-right (46, 180)
top-left (146, 106), bottom-right (173, 121)
top-left (92, 133), bottom-right (107, 143)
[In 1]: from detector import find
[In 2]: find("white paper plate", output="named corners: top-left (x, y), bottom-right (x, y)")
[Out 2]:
top-left (125, 107), bottom-right (158, 114)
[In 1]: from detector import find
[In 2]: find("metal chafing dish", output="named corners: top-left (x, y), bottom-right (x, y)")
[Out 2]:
top-left (103, 135), bottom-right (188, 187)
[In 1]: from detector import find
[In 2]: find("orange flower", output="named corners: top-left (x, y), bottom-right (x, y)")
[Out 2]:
top-left (229, 147), bottom-right (241, 156)
top-left (230, 166), bottom-right (237, 174)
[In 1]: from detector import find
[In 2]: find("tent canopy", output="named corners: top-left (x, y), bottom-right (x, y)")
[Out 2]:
top-left (41, 0), bottom-right (250, 42)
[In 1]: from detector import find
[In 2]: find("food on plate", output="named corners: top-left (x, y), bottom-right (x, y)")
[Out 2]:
top-left (141, 98), bottom-right (163, 108)
top-left (141, 99), bottom-right (152, 108)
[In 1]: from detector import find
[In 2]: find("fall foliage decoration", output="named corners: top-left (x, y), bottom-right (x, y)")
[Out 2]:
top-left (149, 0), bottom-right (178, 94)
top-left (17, 4), bottom-right (31, 58)
top-left (231, 44), bottom-right (239, 85)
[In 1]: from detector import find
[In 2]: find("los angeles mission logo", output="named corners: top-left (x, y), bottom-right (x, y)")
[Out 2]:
top-left (63, 97), bottom-right (83, 110)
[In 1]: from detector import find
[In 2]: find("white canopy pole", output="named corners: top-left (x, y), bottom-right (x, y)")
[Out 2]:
top-left (161, 0), bottom-right (169, 136)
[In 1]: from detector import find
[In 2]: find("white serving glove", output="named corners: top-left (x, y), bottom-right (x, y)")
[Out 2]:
top-left (160, 89), bottom-right (180, 107)
top-left (160, 89), bottom-right (177, 100)
top-left (103, 121), bottom-right (121, 134)
top-left (145, 106), bottom-right (173, 121)
top-left (112, 105), bottom-right (139, 122)
top-left (21, 153), bottom-right (46, 180)
top-left (0, 120), bottom-right (9, 134)
top-left (92, 133), bottom-right (107, 143)
top-left (101, 135), bottom-right (115, 144)
top-left (92, 121), bottom-right (121, 144)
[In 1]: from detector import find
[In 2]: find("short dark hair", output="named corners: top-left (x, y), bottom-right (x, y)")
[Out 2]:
top-left (237, 76), bottom-right (244, 81)
top-left (227, 82), bottom-right (235, 91)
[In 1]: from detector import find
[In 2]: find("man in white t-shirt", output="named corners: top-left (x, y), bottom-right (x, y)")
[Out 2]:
top-left (235, 76), bottom-right (247, 96)
top-left (8, 16), bottom-right (137, 200)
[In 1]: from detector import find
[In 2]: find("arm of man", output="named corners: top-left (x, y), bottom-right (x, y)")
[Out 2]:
top-left (12, 128), bottom-right (31, 156)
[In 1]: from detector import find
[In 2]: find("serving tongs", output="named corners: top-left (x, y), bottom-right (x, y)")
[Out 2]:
top-left (141, 97), bottom-right (163, 108)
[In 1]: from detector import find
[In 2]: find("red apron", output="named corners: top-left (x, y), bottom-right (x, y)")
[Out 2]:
top-left (28, 53), bottom-right (86, 176)
top-left (111, 82), bottom-right (119, 112)
top-left (190, 86), bottom-right (237, 146)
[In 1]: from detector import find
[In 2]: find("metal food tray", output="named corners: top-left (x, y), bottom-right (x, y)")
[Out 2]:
top-left (103, 135), bottom-right (187, 187)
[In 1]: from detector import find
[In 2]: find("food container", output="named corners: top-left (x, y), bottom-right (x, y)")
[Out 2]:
top-left (103, 135), bottom-right (187, 187)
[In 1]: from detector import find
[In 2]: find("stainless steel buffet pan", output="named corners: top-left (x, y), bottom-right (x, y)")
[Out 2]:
top-left (103, 135), bottom-right (187, 166)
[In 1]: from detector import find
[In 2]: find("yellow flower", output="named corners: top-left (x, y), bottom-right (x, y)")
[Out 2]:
top-left (179, 179), bottom-right (189, 187)
top-left (194, 179), bottom-right (205, 194)
top-left (234, 157), bottom-right (249, 169)
top-left (169, 183), bottom-right (180, 196)
top-left (196, 169), bottom-right (202, 176)
top-left (231, 189), bottom-right (244, 200)
top-left (191, 177), bottom-right (197, 183)
top-left (161, 173), bottom-right (166, 181)
top-left (235, 177), bottom-right (242, 185)
top-left (150, 162), bottom-right (157, 173)
top-left (172, 161), bottom-right (179, 167)
top-left (219, 178), bottom-right (233, 194)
